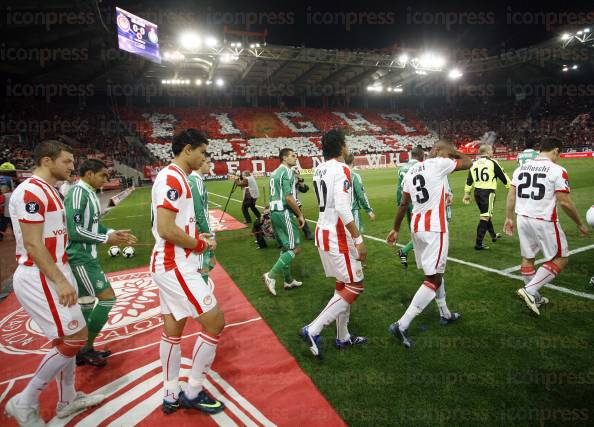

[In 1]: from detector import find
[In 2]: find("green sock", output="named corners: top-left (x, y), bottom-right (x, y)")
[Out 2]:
top-left (201, 273), bottom-right (209, 284)
top-left (84, 298), bottom-right (116, 350)
top-left (402, 241), bottom-right (414, 256)
top-left (270, 250), bottom-right (295, 277)
top-left (282, 264), bottom-right (293, 283)
top-left (79, 299), bottom-right (95, 324)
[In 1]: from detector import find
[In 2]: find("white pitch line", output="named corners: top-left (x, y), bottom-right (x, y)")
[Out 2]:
top-left (501, 244), bottom-right (594, 273)
top-left (208, 191), bottom-right (594, 301)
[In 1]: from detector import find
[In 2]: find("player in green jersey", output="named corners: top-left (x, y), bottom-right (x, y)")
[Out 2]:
top-left (517, 139), bottom-right (539, 166)
top-left (65, 159), bottom-right (137, 366)
top-left (345, 154), bottom-right (375, 233)
top-left (396, 146), bottom-right (424, 267)
top-left (262, 148), bottom-right (305, 296)
top-left (188, 154), bottom-right (216, 284)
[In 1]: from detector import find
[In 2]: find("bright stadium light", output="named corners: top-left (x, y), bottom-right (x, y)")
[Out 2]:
top-left (215, 78), bottom-right (224, 87)
top-left (584, 28), bottom-right (591, 33)
top-left (393, 87), bottom-right (403, 93)
top-left (205, 36), bottom-right (218, 47)
top-left (195, 79), bottom-right (202, 85)
top-left (180, 32), bottom-right (201, 49)
top-left (221, 52), bottom-right (238, 63)
top-left (561, 33), bottom-right (572, 40)
top-left (572, 64), bottom-right (578, 70)
top-left (398, 53), bottom-right (409, 64)
top-left (448, 68), bottom-right (463, 80)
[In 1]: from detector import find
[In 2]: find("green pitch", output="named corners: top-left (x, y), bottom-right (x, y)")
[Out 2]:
top-left (100, 159), bottom-right (594, 426)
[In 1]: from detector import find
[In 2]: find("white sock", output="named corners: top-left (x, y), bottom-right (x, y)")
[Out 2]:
top-left (186, 332), bottom-right (219, 400)
top-left (160, 333), bottom-right (181, 403)
top-left (398, 282), bottom-right (436, 331)
top-left (435, 279), bottom-right (452, 319)
top-left (308, 294), bottom-right (349, 336)
top-left (56, 357), bottom-right (76, 405)
top-left (525, 262), bottom-right (559, 296)
top-left (336, 303), bottom-right (351, 342)
top-left (521, 266), bottom-right (536, 286)
top-left (19, 348), bottom-right (72, 407)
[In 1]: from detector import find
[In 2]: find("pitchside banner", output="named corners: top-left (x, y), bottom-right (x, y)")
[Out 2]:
top-left (116, 7), bottom-right (161, 64)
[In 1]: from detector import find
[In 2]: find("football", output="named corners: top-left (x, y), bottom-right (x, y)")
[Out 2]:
top-left (122, 246), bottom-right (136, 258)
top-left (108, 246), bottom-right (120, 257)
top-left (587, 205), bottom-right (594, 227)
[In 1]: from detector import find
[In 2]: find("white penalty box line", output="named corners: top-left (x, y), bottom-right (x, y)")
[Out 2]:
top-left (208, 191), bottom-right (594, 301)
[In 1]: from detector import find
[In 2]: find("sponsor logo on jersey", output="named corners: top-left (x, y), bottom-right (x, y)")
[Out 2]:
top-left (167, 188), bottom-right (179, 201)
top-left (68, 320), bottom-right (79, 330)
top-left (343, 179), bottom-right (351, 192)
top-left (73, 213), bottom-right (82, 223)
top-left (25, 201), bottom-right (40, 214)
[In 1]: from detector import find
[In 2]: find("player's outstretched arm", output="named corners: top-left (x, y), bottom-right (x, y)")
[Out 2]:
top-left (21, 222), bottom-right (77, 306)
top-left (556, 192), bottom-right (589, 236)
top-left (156, 207), bottom-right (212, 252)
top-left (503, 185), bottom-right (517, 236)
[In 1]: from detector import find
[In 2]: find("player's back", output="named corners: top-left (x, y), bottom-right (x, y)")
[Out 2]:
top-left (9, 176), bottom-right (68, 268)
top-left (403, 157), bottom-right (457, 233)
top-left (512, 157), bottom-right (569, 222)
top-left (313, 159), bottom-right (353, 252)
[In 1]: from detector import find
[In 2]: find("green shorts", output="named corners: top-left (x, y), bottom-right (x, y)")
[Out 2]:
top-left (270, 210), bottom-right (300, 251)
top-left (71, 261), bottom-right (111, 297)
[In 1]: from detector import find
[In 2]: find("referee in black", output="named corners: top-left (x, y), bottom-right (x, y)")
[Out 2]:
top-left (463, 144), bottom-right (511, 250)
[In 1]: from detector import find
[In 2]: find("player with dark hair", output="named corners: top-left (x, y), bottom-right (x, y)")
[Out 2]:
top-left (262, 148), bottom-right (305, 295)
top-left (301, 129), bottom-right (368, 359)
top-left (387, 141), bottom-right (472, 348)
top-left (504, 137), bottom-right (589, 315)
top-left (6, 140), bottom-right (104, 425)
top-left (151, 129), bottom-right (225, 415)
top-left (65, 158), bottom-right (137, 367)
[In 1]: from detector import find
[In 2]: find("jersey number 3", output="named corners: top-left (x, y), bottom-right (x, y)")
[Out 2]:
top-left (517, 172), bottom-right (545, 200)
top-left (412, 175), bottom-right (429, 203)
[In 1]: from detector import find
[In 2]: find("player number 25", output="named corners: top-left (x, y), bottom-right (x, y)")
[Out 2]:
top-left (517, 172), bottom-right (546, 201)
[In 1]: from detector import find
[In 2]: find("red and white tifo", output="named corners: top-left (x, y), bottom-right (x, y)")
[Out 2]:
top-left (0, 265), bottom-right (345, 426)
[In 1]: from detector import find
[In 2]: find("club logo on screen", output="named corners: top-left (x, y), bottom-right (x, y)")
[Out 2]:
top-left (117, 13), bottom-right (130, 32)
top-left (167, 189), bottom-right (179, 201)
top-left (25, 201), bottom-right (40, 214)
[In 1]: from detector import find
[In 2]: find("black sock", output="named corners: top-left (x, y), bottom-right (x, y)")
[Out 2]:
top-left (487, 220), bottom-right (496, 238)
top-left (476, 221), bottom-right (488, 246)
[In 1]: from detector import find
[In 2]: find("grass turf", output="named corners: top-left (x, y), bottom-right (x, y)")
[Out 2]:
top-left (99, 159), bottom-right (594, 426)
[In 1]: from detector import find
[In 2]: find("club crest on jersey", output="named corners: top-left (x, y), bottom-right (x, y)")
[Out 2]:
top-left (73, 213), bottom-right (82, 224)
top-left (25, 201), bottom-right (40, 214)
top-left (167, 188), bottom-right (179, 201)
top-left (343, 180), bottom-right (351, 192)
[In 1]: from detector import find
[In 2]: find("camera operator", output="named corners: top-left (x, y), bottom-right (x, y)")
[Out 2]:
top-left (293, 168), bottom-right (313, 240)
top-left (234, 170), bottom-right (261, 224)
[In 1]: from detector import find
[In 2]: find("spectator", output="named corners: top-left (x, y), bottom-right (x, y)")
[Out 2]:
top-left (0, 185), bottom-right (11, 241)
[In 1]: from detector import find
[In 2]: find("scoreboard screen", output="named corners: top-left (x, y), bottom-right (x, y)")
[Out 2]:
top-left (116, 7), bottom-right (161, 64)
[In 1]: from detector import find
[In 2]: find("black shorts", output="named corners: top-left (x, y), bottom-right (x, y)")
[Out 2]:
top-left (474, 189), bottom-right (496, 217)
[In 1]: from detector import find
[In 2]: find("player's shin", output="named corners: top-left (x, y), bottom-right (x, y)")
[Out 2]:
top-left (335, 282), bottom-right (351, 341)
top-left (160, 333), bottom-right (182, 402)
top-left (476, 220), bottom-right (488, 246)
top-left (398, 281), bottom-right (437, 330)
top-left (435, 279), bottom-right (451, 319)
top-left (520, 266), bottom-right (536, 286)
top-left (524, 261), bottom-right (561, 295)
top-left (56, 357), bottom-right (76, 405)
top-left (269, 250), bottom-right (295, 277)
top-left (186, 331), bottom-right (220, 399)
top-left (84, 298), bottom-right (116, 351)
top-left (309, 283), bottom-right (362, 336)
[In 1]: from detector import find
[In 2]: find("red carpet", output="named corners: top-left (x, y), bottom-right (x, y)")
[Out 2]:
top-left (0, 265), bottom-right (345, 427)
top-left (209, 209), bottom-right (247, 232)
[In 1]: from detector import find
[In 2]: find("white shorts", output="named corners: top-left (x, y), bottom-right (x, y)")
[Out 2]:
top-left (318, 243), bottom-right (364, 284)
top-left (154, 267), bottom-right (217, 321)
top-left (412, 231), bottom-right (449, 275)
top-left (517, 216), bottom-right (569, 260)
top-left (13, 265), bottom-right (86, 340)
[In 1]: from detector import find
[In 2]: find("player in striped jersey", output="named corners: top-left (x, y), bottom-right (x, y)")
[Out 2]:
top-left (387, 141), bottom-right (472, 348)
top-left (151, 129), bottom-right (224, 415)
top-left (345, 154), bottom-right (375, 233)
top-left (65, 159), bottom-right (137, 366)
top-left (188, 153), bottom-right (216, 283)
top-left (6, 141), bottom-right (104, 426)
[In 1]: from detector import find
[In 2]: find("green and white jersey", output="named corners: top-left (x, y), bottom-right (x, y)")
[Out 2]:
top-left (397, 159), bottom-right (419, 201)
top-left (65, 180), bottom-right (113, 264)
top-left (188, 172), bottom-right (211, 234)
top-left (351, 171), bottom-right (372, 213)
top-left (517, 149), bottom-right (539, 166)
top-left (269, 164), bottom-right (294, 211)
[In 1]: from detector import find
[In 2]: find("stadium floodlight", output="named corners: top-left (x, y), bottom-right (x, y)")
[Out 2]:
top-left (572, 64), bottom-right (578, 70)
top-left (415, 69), bottom-right (428, 75)
top-left (206, 80), bottom-right (212, 85)
top-left (205, 36), bottom-right (218, 47)
top-left (215, 78), bottom-right (224, 87)
top-left (561, 33), bottom-right (572, 40)
top-left (180, 32), bottom-right (201, 49)
top-left (393, 87), bottom-right (403, 93)
top-left (398, 53), bottom-right (409, 64)
top-left (221, 52), bottom-right (239, 63)
top-left (448, 68), bottom-right (463, 80)
top-left (585, 28), bottom-right (591, 33)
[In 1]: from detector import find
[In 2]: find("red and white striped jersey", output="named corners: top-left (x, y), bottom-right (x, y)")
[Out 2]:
top-left (313, 158), bottom-right (355, 254)
top-left (150, 164), bottom-right (199, 274)
top-left (9, 175), bottom-right (69, 267)
top-left (402, 157), bottom-right (458, 233)
top-left (511, 157), bottom-right (570, 222)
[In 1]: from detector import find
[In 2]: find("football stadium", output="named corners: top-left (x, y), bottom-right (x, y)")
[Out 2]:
top-left (0, 1), bottom-right (593, 426)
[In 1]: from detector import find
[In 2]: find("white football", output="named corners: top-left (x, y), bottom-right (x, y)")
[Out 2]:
top-left (122, 246), bottom-right (135, 258)
top-left (587, 205), bottom-right (594, 228)
top-left (108, 246), bottom-right (120, 257)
